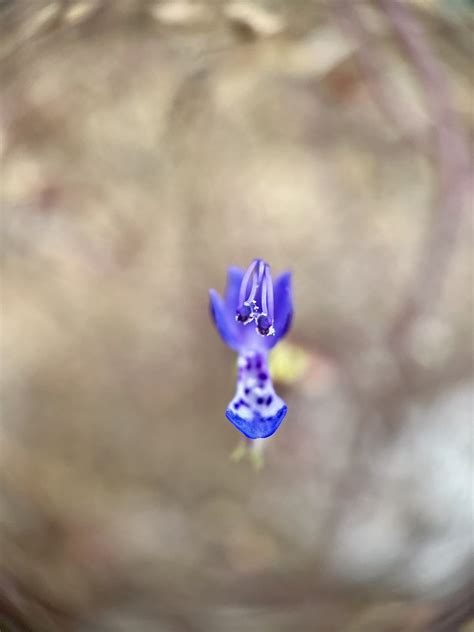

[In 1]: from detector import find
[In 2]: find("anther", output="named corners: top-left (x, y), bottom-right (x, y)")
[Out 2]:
top-left (236, 303), bottom-right (253, 324)
top-left (256, 313), bottom-right (274, 336)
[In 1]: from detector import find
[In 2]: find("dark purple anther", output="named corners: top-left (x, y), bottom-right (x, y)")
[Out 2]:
top-left (257, 314), bottom-right (272, 336)
top-left (236, 303), bottom-right (252, 323)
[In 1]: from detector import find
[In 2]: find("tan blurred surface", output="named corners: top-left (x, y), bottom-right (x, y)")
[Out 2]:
top-left (0, 1), bottom-right (473, 630)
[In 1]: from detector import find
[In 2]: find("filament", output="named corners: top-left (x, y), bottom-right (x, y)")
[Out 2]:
top-left (261, 264), bottom-right (274, 321)
top-left (265, 265), bottom-right (274, 321)
top-left (239, 259), bottom-right (266, 306)
top-left (247, 260), bottom-right (265, 303)
top-left (239, 259), bottom-right (258, 306)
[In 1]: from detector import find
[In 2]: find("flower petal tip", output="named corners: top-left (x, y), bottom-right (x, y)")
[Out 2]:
top-left (226, 404), bottom-right (288, 440)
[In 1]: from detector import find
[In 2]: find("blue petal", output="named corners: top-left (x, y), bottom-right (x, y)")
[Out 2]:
top-left (226, 405), bottom-right (287, 439)
top-left (225, 266), bottom-right (245, 309)
top-left (264, 271), bottom-right (293, 349)
top-left (209, 289), bottom-right (242, 351)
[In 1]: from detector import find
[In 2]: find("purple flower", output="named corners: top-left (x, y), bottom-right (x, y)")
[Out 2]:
top-left (209, 259), bottom-right (293, 439)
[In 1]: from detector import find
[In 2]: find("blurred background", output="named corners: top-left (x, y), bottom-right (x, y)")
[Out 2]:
top-left (0, 1), bottom-right (473, 630)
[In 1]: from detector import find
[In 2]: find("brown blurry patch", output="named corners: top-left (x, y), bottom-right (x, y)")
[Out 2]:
top-left (0, 1), bottom-right (472, 630)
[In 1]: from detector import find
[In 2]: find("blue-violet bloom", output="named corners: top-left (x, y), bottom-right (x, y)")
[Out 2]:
top-left (209, 259), bottom-right (293, 439)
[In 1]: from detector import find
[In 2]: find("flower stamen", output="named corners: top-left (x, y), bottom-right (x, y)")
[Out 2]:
top-left (256, 265), bottom-right (275, 336)
top-left (236, 259), bottom-right (265, 324)
top-left (238, 259), bottom-right (258, 307)
top-left (264, 265), bottom-right (274, 322)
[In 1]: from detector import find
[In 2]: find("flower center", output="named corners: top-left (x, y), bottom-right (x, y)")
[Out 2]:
top-left (235, 259), bottom-right (275, 336)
